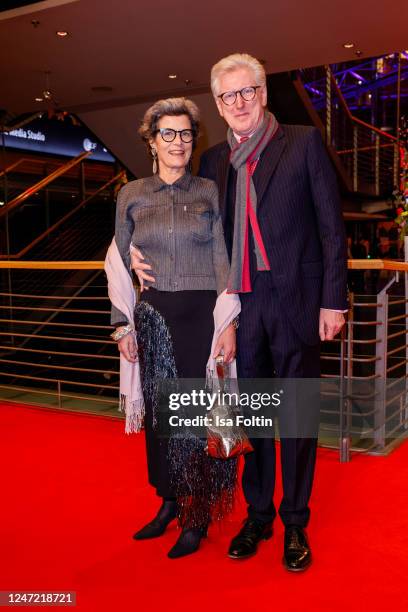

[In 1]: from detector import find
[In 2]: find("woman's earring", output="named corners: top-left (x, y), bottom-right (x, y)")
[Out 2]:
top-left (151, 148), bottom-right (158, 174)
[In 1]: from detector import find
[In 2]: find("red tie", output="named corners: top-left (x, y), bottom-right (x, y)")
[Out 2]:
top-left (239, 136), bottom-right (249, 144)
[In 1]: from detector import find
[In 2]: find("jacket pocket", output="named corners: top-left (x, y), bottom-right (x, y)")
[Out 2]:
top-left (184, 204), bottom-right (212, 240)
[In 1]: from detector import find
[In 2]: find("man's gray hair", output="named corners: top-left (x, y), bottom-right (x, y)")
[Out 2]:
top-left (211, 53), bottom-right (266, 97)
top-left (139, 97), bottom-right (200, 154)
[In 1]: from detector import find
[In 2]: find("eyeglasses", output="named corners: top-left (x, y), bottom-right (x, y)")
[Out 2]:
top-left (218, 86), bottom-right (261, 106)
top-left (155, 128), bottom-right (194, 143)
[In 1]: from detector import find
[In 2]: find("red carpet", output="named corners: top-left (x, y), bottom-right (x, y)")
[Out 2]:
top-left (1, 401), bottom-right (408, 611)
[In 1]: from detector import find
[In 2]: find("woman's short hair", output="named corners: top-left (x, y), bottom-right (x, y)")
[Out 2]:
top-left (211, 53), bottom-right (266, 97)
top-left (139, 97), bottom-right (200, 155)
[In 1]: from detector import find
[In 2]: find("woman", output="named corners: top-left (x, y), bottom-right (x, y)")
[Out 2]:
top-left (105, 97), bottom-right (240, 559)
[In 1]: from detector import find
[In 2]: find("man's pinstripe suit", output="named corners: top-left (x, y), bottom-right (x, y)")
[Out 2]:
top-left (199, 124), bottom-right (348, 526)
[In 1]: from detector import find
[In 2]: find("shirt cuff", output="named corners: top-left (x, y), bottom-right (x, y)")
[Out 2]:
top-left (321, 308), bottom-right (348, 313)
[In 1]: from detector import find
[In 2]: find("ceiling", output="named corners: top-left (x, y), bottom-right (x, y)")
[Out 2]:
top-left (1, 0), bottom-right (408, 116)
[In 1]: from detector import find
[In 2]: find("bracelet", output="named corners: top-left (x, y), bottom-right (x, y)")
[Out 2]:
top-left (110, 324), bottom-right (134, 342)
top-left (230, 316), bottom-right (239, 330)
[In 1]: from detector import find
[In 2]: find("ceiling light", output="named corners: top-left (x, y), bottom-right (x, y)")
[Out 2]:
top-left (56, 30), bottom-right (69, 37)
top-left (168, 74), bottom-right (177, 79)
top-left (343, 42), bottom-right (355, 49)
top-left (35, 97), bottom-right (43, 102)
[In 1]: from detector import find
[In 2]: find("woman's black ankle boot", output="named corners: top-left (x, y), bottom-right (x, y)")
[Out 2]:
top-left (133, 499), bottom-right (177, 540)
top-left (167, 525), bottom-right (208, 559)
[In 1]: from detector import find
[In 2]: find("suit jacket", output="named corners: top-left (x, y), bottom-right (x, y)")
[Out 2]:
top-left (199, 124), bottom-right (348, 345)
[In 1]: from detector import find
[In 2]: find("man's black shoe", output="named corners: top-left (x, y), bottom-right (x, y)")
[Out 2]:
top-left (283, 525), bottom-right (312, 571)
top-left (228, 518), bottom-right (273, 560)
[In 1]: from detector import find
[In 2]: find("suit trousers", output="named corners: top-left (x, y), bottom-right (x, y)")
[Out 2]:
top-left (237, 272), bottom-right (320, 527)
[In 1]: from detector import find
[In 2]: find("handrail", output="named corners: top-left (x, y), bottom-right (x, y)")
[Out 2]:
top-left (0, 158), bottom-right (35, 178)
top-left (0, 170), bottom-right (125, 259)
top-left (337, 142), bottom-right (394, 155)
top-left (348, 259), bottom-right (408, 271)
top-left (0, 261), bottom-right (105, 269)
top-left (298, 66), bottom-right (402, 197)
top-left (329, 70), bottom-right (398, 142)
top-left (0, 151), bottom-right (91, 219)
top-left (0, 258), bottom-right (407, 271)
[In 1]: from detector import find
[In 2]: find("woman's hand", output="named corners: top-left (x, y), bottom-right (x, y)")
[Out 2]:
top-left (130, 245), bottom-right (155, 292)
top-left (117, 330), bottom-right (138, 363)
top-left (213, 324), bottom-right (236, 364)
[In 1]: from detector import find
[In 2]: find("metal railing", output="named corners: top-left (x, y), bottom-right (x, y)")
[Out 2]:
top-left (320, 258), bottom-right (408, 461)
top-left (0, 171), bottom-right (124, 260)
top-left (0, 260), bottom-right (119, 417)
top-left (0, 157), bottom-right (45, 179)
top-left (1, 259), bottom-right (408, 461)
top-left (0, 152), bottom-right (91, 219)
top-left (300, 65), bottom-right (401, 196)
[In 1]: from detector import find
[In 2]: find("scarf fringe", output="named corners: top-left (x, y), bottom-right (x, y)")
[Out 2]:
top-left (177, 476), bottom-right (238, 529)
top-left (119, 394), bottom-right (145, 434)
top-left (168, 434), bottom-right (239, 529)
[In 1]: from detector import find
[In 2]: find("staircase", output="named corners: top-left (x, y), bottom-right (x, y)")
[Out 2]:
top-left (27, 196), bottom-right (115, 262)
top-left (0, 158), bottom-right (124, 380)
top-left (267, 64), bottom-right (403, 202)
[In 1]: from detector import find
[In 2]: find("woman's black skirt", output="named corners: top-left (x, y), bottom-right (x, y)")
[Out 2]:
top-left (135, 288), bottom-right (237, 528)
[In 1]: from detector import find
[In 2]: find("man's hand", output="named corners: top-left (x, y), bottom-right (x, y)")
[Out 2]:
top-left (213, 325), bottom-right (236, 364)
top-left (117, 331), bottom-right (138, 363)
top-left (319, 309), bottom-right (346, 341)
top-left (130, 245), bottom-right (155, 292)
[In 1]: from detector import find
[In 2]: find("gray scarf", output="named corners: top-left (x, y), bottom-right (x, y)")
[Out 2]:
top-left (227, 111), bottom-right (279, 292)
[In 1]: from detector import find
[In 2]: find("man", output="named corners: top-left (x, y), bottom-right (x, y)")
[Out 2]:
top-left (133, 53), bottom-right (348, 570)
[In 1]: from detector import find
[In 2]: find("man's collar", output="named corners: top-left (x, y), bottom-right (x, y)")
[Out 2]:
top-left (152, 172), bottom-right (192, 192)
top-left (232, 123), bottom-right (285, 147)
top-left (232, 114), bottom-right (266, 143)
top-left (232, 129), bottom-right (255, 142)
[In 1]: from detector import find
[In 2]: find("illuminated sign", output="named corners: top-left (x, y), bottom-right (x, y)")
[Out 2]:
top-left (3, 118), bottom-right (115, 163)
